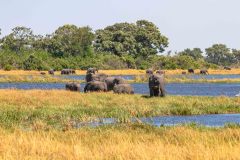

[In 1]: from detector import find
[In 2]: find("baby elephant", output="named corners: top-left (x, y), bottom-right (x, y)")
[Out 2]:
top-left (65, 83), bottom-right (81, 91)
top-left (84, 81), bottom-right (107, 92)
top-left (113, 84), bottom-right (134, 94)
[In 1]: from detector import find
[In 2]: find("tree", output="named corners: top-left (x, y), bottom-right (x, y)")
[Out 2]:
top-left (94, 20), bottom-right (168, 58)
top-left (23, 54), bottom-right (47, 70)
top-left (205, 44), bottom-right (234, 65)
top-left (1, 26), bottom-right (34, 53)
top-left (178, 48), bottom-right (203, 60)
top-left (232, 49), bottom-right (240, 64)
top-left (43, 25), bottom-right (94, 57)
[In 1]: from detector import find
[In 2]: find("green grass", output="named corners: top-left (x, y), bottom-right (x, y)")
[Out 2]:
top-left (0, 90), bottom-right (239, 129)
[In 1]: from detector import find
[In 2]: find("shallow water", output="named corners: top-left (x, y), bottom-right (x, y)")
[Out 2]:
top-left (58, 74), bottom-right (240, 80)
top-left (0, 82), bottom-right (239, 97)
top-left (170, 74), bottom-right (240, 80)
top-left (77, 114), bottom-right (240, 127)
top-left (53, 75), bottom-right (135, 80)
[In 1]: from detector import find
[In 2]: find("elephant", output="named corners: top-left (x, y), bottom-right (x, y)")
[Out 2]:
top-left (113, 84), bottom-right (134, 94)
top-left (85, 73), bottom-right (108, 83)
top-left (105, 77), bottom-right (125, 91)
top-left (148, 74), bottom-right (165, 97)
top-left (40, 72), bottom-right (46, 75)
top-left (84, 81), bottom-right (107, 92)
top-left (61, 69), bottom-right (76, 75)
top-left (48, 69), bottom-right (55, 75)
top-left (146, 69), bottom-right (154, 75)
top-left (188, 69), bottom-right (194, 74)
top-left (200, 69), bottom-right (209, 75)
top-left (65, 82), bottom-right (81, 91)
top-left (156, 70), bottom-right (165, 75)
top-left (224, 66), bottom-right (231, 70)
top-left (182, 71), bottom-right (187, 75)
top-left (87, 68), bottom-right (98, 74)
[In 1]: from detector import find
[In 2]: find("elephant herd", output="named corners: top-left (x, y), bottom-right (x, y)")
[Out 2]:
top-left (65, 68), bottom-right (166, 97)
top-left (66, 68), bottom-right (134, 94)
top-left (182, 69), bottom-right (209, 75)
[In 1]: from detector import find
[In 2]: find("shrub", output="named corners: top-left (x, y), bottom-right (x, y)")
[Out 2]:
top-left (3, 64), bottom-right (13, 71)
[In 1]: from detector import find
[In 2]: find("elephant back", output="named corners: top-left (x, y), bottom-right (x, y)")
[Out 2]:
top-left (84, 81), bottom-right (107, 92)
top-left (66, 83), bottom-right (81, 91)
top-left (113, 84), bottom-right (134, 94)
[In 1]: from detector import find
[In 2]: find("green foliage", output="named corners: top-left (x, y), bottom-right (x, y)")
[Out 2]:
top-left (205, 44), bottom-right (235, 66)
top-left (1, 26), bottom-right (34, 53)
top-left (23, 54), bottom-right (49, 71)
top-left (178, 48), bottom-right (203, 60)
top-left (42, 25), bottom-right (94, 57)
top-left (94, 20), bottom-right (168, 58)
top-left (0, 22), bottom-right (239, 70)
top-left (3, 64), bottom-right (13, 71)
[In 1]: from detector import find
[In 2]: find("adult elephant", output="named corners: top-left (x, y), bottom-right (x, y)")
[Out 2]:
top-left (84, 81), bottom-right (107, 92)
top-left (224, 66), bottom-right (231, 70)
top-left (85, 73), bottom-right (108, 83)
top-left (105, 77), bottom-right (125, 91)
top-left (148, 74), bottom-right (165, 97)
top-left (200, 69), bottom-right (209, 75)
top-left (188, 69), bottom-right (194, 74)
top-left (113, 84), bottom-right (134, 94)
top-left (87, 68), bottom-right (98, 74)
top-left (146, 69), bottom-right (154, 75)
top-left (61, 69), bottom-right (76, 75)
top-left (48, 69), bottom-right (55, 75)
top-left (65, 83), bottom-right (81, 91)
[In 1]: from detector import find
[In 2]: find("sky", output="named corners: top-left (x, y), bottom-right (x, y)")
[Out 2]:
top-left (1, 0), bottom-right (240, 52)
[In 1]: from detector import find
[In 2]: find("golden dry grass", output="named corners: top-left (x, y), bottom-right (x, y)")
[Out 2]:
top-left (0, 75), bottom-right (78, 83)
top-left (1, 69), bottom-right (240, 76)
top-left (0, 125), bottom-right (239, 160)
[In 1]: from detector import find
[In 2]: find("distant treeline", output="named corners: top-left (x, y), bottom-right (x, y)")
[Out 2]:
top-left (0, 20), bottom-right (239, 71)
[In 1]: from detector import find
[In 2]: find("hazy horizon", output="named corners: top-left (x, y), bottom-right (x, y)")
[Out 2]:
top-left (1, 0), bottom-right (240, 52)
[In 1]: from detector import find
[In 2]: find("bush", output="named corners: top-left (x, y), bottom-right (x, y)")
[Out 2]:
top-left (3, 64), bottom-right (13, 71)
top-left (23, 55), bottom-right (49, 70)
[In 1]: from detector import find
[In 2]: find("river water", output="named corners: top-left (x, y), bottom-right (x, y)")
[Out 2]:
top-left (77, 114), bottom-right (240, 127)
top-left (0, 82), bottom-right (239, 97)
top-left (55, 74), bottom-right (240, 80)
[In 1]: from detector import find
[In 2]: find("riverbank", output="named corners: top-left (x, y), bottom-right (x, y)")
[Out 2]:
top-left (0, 124), bottom-right (239, 159)
top-left (0, 69), bottom-right (240, 76)
top-left (0, 90), bottom-right (239, 129)
top-left (0, 75), bottom-right (83, 83)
